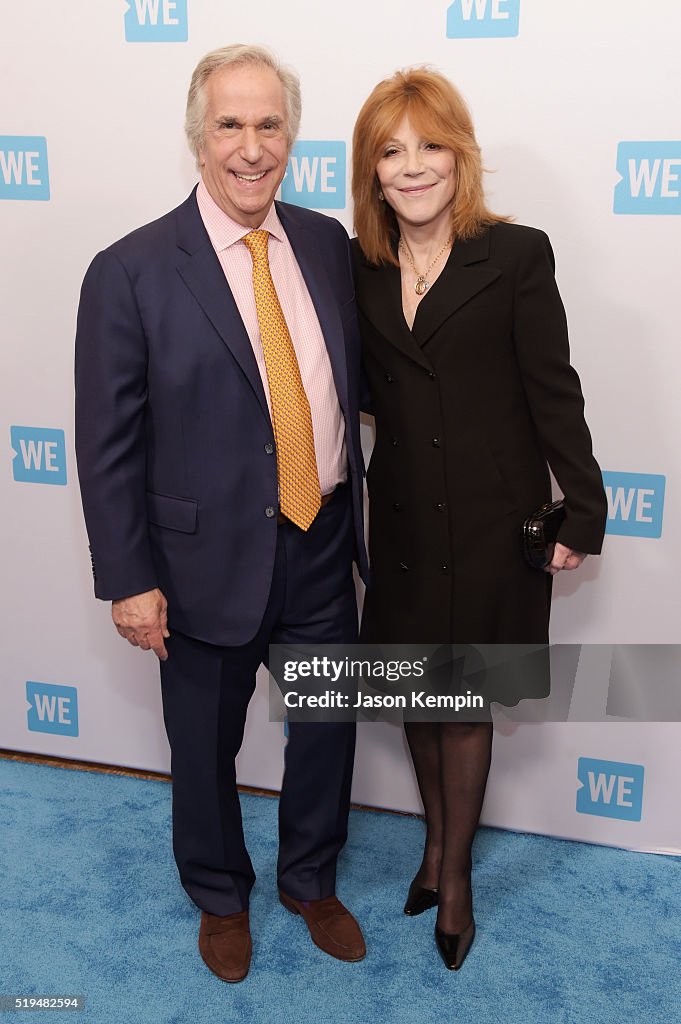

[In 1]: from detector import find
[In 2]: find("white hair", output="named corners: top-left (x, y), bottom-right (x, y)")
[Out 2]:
top-left (185, 44), bottom-right (302, 165)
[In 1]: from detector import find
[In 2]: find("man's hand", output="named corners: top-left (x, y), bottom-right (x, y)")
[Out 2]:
top-left (112, 588), bottom-right (170, 661)
top-left (544, 541), bottom-right (587, 576)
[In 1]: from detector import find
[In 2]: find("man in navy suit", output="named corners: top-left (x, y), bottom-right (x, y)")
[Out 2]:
top-left (75, 44), bottom-right (368, 982)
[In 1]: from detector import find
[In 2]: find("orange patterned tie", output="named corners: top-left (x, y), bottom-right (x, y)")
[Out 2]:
top-left (243, 229), bottom-right (321, 531)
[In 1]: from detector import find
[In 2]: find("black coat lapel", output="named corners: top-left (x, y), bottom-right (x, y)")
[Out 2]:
top-left (354, 228), bottom-right (501, 364)
top-left (174, 190), bottom-right (270, 421)
top-left (354, 248), bottom-right (432, 371)
top-left (412, 229), bottom-right (500, 347)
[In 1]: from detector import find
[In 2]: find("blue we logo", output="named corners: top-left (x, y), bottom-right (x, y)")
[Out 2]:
top-left (576, 757), bottom-right (644, 822)
top-left (447, 0), bottom-right (520, 38)
top-left (614, 142), bottom-right (681, 214)
top-left (603, 471), bottom-right (665, 538)
top-left (0, 137), bottom-right (50, 201)
top-left (26, 682), bottom-right (79, 737)
top-left (10, 426), bottom-right (67, 485)
top-left (281, 142), bottom-right (346, 210)
top-left (124, 0), bottom-right (188, 42)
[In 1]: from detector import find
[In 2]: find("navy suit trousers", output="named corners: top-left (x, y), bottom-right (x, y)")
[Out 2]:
top-left (159, 485), bottom-right (358, 915)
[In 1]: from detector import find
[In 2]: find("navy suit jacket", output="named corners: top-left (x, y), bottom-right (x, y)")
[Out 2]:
top-left (75, 188), bottom-right (368, 646)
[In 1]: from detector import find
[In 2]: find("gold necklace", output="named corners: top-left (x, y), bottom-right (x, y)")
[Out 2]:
top-left (399, 236), bottom-right (453, 295)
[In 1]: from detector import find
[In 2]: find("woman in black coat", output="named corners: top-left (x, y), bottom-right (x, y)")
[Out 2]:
top-left (351, 68), bottom-right (607, 971)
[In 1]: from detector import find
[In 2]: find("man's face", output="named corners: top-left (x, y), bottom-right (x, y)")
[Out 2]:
top-left (199, 63), bottom-right (290, 227)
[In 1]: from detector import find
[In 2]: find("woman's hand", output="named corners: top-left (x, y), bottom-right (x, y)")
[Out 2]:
top-left (544, 541), bottom-right (587, 575)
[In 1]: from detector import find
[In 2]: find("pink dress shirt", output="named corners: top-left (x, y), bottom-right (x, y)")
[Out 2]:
top-left (196, 180), bottom-right (347, 495)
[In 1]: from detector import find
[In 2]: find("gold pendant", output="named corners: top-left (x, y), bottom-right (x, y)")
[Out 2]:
top-left (414, 277), bottom-right (428, 296)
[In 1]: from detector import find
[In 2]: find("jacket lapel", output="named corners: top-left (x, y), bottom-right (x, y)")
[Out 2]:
top-left (174, 189), bottom-right (270, 421)
top-left (277, 202), bottom-right (350, 417)
top-left (356, 228), bottom-right (501, 364)
top-left (354, 250), bottom-right (432, 371)
top-left (412, 228), bottom-right (500, 347)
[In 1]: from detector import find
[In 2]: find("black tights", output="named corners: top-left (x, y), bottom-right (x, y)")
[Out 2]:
top-left (404, 720), bottom-right (493, 933)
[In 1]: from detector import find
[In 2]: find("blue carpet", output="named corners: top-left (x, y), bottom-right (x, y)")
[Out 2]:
top-left (1, 758), bottom-right (679, 1024)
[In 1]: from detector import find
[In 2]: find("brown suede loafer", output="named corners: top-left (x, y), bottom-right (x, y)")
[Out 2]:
top-left (198, 910), bottom-right (251, 983)
top-left (279, 891), bottom-right (366, 962)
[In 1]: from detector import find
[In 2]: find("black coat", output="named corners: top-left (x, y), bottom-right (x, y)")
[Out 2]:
top-left (352, 223), bottom-right (607, 646)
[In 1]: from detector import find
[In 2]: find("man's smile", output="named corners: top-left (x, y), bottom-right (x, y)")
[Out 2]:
top-left (232, 170), bottom-right (268, 182)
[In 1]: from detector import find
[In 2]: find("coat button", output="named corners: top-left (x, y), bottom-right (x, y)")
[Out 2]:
top-left (436, 502), bottom-right (447, 512)
top-left (264, 442), bottom-right (274, 455)
top-left (427, 371), bottom-right (436, 380)
top-left (385, 373), bottom-right (394, 383)
top-left (431, 437), bottom-right (441, 448)
top-left (391, 438), bottom-right (400, 447)
top-left (265, 506), bottom-right (276, 518)
top-left (399, 562), bottom-right (410, 572)
top-left (441, 564), bottom-right (449, 573)
top-left (393, 502), bottom-right (403, 511)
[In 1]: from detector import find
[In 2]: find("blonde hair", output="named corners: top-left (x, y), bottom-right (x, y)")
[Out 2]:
top-left (352, 67), bottom-right (507, 266)
top-left (185, 44), bottom-right (302, 166)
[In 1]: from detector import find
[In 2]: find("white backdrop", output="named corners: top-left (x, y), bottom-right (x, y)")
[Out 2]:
top-left (2, 1), bottom-right (679, 854)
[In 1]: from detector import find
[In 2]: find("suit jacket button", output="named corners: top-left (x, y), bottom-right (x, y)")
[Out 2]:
top-left (392, 438), bottom-right (400, 447)
top-left (385, 373), bottom-right (394, 383)
top-left (432, 437), bottom-right (441, 448)
top-left (265, 506), bottom-right (276, 518)
top-left (441, 564), bottom-right (449, 573)
top-left (427, 371), bottom-right (436, 380)
top-left (264, 442), bottom-right (274, 455)
top-left (393, 502), bottom-right (403, 511)
top-left (399, 562), bottom-right (410, 572)
top-left (436, 502), bottom-right (447, 512)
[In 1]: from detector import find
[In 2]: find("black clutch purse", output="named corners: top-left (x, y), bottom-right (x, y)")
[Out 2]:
top-left (522, 499), bottom-right (566, 569)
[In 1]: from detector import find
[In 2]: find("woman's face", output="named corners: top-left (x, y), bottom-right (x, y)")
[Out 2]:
top-left (376, 116), bottom-right (457, 233)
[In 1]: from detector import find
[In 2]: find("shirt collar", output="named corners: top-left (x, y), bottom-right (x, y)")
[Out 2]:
top-left (196, 179), bottom-right (286, 251)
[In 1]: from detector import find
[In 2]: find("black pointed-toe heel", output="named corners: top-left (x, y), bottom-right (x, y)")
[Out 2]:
top-left (403, 878), bottom-right (439, 916)
top-left (434, 918), bottom-right (475, 971)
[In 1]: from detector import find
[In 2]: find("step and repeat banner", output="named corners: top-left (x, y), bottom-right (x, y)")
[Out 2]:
top-left (2, 1), bottom-right (679, 854)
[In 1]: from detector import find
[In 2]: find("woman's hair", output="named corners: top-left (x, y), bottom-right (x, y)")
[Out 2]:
top-left (352, 67), bottom-right (507, 266)
top-left (185, 44), bottom-right (302, 166)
